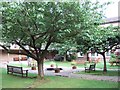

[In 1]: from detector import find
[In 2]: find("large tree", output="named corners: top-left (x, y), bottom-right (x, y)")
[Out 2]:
top-left (0, 1), bottom-right (107, 79)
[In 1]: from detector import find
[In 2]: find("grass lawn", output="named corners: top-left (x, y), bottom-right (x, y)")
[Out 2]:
top-left (1, 68), bottom-right (118, 88)
top-left (95, 62), bottom-right (119, 69)
top-left (7, 60), bottom-right (119, 70)
top-left (44, 61), bottom-right (85, 68)
top-left (36, 76), bottom-right (119, 88)
top-left (77, 70), bottom-right (119, 76)
top-left (1, 68), bottom-right (36, 88)
top-left (44, 61), bottom-right (119, 69)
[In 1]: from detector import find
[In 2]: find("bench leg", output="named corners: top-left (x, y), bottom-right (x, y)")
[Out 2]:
top-left (7, 71), bottom-right (9, 74)
top-left (88, 70), bottom-right (90, 73)
top-left (85, 69), bottom-right (88, 72)
top-left (26, 73), bottom-right (28, 77)
top-left (26, 70), bottom-right (28, 77)
top-left (85, 69), bottom-right (90, 73)
top-left (22, 74), bottom-right (23, 77)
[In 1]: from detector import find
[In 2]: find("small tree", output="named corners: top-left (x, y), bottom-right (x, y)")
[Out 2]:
top-left (110, 53), bottom-right (116, 62)
top-left (76, 26), bottom-right (120, 73)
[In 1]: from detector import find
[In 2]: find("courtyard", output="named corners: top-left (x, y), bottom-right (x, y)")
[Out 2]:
top-left (0, 0), bottom-right (120, 89)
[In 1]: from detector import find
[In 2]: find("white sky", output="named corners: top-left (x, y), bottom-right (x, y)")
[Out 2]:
top-left (98, 0), bottom-right (120, 18)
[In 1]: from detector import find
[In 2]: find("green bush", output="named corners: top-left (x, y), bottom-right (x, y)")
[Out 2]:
top-left (110, 53), bottom-right (116, 62)
top-left (70, 54), bottom-right (77, 60)
top-left (117, 56), bottom-right (120, 60)
top-left (110, 53), bottom-right (116, 58)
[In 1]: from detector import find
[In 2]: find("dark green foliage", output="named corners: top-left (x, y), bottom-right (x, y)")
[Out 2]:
top-left (70, 54), bottom-right (77, 60)
top-left (54, 54), bottom-right (64, 61)
top-left (117, 56), bottom-right (120, 60)
top-left (111, 53), bottom-right (116, 58)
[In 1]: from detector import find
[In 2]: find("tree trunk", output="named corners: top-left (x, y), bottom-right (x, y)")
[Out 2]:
top-left (86, 52), bottom-right (89, 61)
top-left (64, 52), bottom-right (67, 61)
top-left (64, 50), bottom-right (68, 61)
top-left (63, 55), bottom-right (66, 61)
top-left (102, 53), bottom-right (107, 73)
top-left (37, 58), bottom-right (44, 79)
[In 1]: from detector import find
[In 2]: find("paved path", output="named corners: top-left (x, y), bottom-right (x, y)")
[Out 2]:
top-left (69, 74), bottom-right (119, 82)
top-left (27, 66), bottom-right (119, 82)
top-left (0, 61), bottom-right (119, 82)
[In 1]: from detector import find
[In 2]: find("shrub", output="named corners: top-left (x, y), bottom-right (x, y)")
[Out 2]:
top-left (110, 53), bottom-right (116, 62)
top-left (54, 54), bottom-right (64, 61)
top-left (117, 56), bottom-right (120, 60)
top-left (111, 53), bottom-right (116, 58)
top-left (71, 55), bottom-right (77, 60)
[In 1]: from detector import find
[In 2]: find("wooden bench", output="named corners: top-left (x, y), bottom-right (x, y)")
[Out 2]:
top-left (85, 63), bottom-right (96, 72)
top-left (7, 65), bottom-right (28, 77)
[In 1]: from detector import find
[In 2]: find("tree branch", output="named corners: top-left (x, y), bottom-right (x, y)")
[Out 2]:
top-left (0, 44), bottom-right (9, 51)
top-left (31, 36), bottom-right (40, 59)
top-left (15, 40), bottom-right (37, 60)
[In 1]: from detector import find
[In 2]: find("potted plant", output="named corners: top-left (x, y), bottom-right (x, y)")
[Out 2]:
top-left (72, 65), bottom-right (77, 69)
top-left (50, 61), bottom-right (56, 67)
top-left (54, 64), bottom-right (60, 73)
top-left (31, 63), bottom-right (36, 70)
top-left (70, 54), bottom-right (77, 69)
top-left (71, 60), bottom-right (77, 69)
top-left (50, 64), bottom-right (54, 67)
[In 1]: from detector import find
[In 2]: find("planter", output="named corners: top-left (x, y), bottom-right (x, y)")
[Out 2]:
top-left (50, 64), bottom-right (54, 67)
top-left (31, 67), bottom-right (36, 70)
top-left (72, 66), bottom-right (77, 69)
top-left (54, 68), bottom-right (60, 73)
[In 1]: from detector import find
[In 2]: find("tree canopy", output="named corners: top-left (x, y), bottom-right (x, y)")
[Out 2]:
top-left (76, 24), bottom-right (120, 72)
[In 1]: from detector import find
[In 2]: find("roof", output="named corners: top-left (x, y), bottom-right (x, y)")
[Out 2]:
top-left (101, 17), bottom-right (120, 25)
